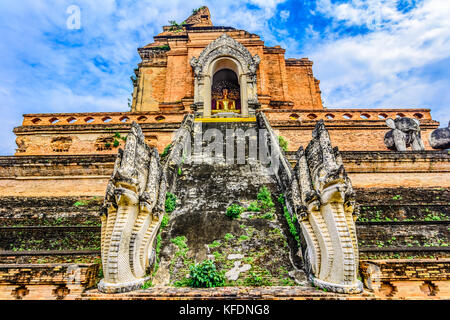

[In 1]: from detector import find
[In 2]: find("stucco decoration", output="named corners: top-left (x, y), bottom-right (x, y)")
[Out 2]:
top-left (190, 33), bottom-right (260, 79)
top-left (290, 120), bottom-right (362, 293)
top-left (384, 117), bottom-right (425, 151)
top-left (98, 122), bottom-right (166, 293)
top-left (190, 33), bottom-right (261, 117)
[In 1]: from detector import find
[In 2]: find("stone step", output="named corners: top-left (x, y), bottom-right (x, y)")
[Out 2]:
top-left (79, 286), bottom-right (375, 300)
top-left (355, 187), bottom-right (449, 222)
top-left (0, 196), bottom-right (102, 227)
top-left (1, 222), bottom-right (447, 256)
top-left (355, 187), bottom-right (449, 205)
top-left (356, 222), bottom-right (449, 247)
top-left (0, 226), bottom-right (100, 251)
top-left (0, 249), bottom-right (100, 264)
top-left (359, 247), bottom-right (450, 259)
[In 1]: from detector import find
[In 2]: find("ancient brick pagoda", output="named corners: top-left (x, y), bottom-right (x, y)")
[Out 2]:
top-left (1, 7), bottom-right (449, 300)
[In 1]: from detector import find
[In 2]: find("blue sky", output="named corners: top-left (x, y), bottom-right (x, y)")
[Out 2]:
top-left (0, 0), bottom-right (449, 155)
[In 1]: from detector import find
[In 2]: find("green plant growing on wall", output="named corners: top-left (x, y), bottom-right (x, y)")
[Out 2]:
top-left (188, 260), bottom-right (225, 288)
top-left (72, 197), bottom-right (99, 207)
top-left (141, 279), bottom-right (153, 289)
top-left (277, 193), bottom-right (285, 205)
top-left (282, 204), bottom-right (301, 247)
top-left (226, 204), bottom-right (244, 219)
top-left (208, 240), bottom-right (221, 248)
top-left (151, 214), bottom-right (170, 278)
top-left (165, 192), bottom-right (177, 213)
top-left (246, 201), bottom-right (260, 212)
top-left (261, 211), bottom-right (274, 220)
top-left (104, 132), bottom-right (127, 149)
top-left (115, 132), bottom-right (127, 141)
top-left (73, 200), bottom-right (89, 207)
top-left (245, 272), bottom-right (266, 286)
top-left (224, 233), bottom-right (234, 241)
top-left (153, 44), bottom-right (170, 51)
top-left (239, 235), bottom-right (249, 241)
top-left (244, 270), bottom-right (273, 287)
top-left (424, 212), bottom-right (447, 221)
top-left (171, 236), bottom-right (189, 258)
top-left (278, 193), bottom-right (301, 235)
top-left (257, 186), bottom-right (274, 210)
top-left (278, 135), bottom-right (288, 152)
top-left (192, 6), bottom-right (206, 15)
top-left (160, 214), bottom-right (169, 228)
top-left (168, 20), bottom-right (187, 32)
top-left (161, 143), bottom-right (172, 157)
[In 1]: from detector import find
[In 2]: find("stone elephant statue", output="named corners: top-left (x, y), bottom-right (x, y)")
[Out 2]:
top-left (429, 121), bottom-right (450, 150)
top-left (384, 117), bottom-right (425, 151)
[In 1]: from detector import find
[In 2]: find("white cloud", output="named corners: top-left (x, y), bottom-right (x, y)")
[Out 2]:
top-left (280, 10), bottom-right (290, 21)
top-left (0, 0), bottom-right (289, 154)
top-left (306, 0), bottom-right (450, 127)
top-left (315, 0), bottom-right (406, 30)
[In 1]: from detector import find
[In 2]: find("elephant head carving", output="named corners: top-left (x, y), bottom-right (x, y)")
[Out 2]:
top-left (384, 117), bottom-right (425, 151)
top-left (429, 121), bottom-right (450, 150)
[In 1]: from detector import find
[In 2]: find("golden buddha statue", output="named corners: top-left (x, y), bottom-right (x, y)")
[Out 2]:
top-left (215, 89), bottom-right (236, 112)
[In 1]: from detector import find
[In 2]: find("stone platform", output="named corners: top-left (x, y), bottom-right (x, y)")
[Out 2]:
top-left (80, 286), bottom-right (376, 300)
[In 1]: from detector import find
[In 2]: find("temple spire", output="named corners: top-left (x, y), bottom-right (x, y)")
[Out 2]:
top-left (184, 6), bottom-right (212, 27)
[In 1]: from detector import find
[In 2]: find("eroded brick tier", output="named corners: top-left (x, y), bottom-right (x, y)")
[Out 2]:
top-left (14, 108), bottom-right (438, 156)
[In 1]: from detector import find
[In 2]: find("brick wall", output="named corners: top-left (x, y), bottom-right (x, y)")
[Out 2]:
top-left (1, 151), bottom-right (448, 197)
top-left (360, 259), bottom-right (450, 299)
top-left (133, 29), bottom-right (322, 111)
top-left (0, 263), bottom-right (99, 300)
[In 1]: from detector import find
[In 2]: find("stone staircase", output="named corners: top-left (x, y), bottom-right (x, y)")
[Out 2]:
top-left (1, 121), bottom-right (448, 299)
top-left (152, 120), bottom-right (310, 287)
top-left (355, 188), bottom-right (450, 259)
top-left (0, 197), bottom-right (101, 264)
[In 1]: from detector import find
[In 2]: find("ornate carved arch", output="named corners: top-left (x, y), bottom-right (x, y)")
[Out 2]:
top-left (190, 33), bottom-right (260, 80)
top-left (190, 34), bottom-right (261, 118)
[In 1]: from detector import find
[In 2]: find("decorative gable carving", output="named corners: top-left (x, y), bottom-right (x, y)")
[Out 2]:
top-left (190, 33), bottom-right (260, 79)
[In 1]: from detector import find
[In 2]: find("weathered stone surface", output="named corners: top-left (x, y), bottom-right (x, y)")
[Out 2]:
top-left (81, 285), bottom-right (376, 300)
top-left (225, 261), bottom-right (251, 281)
top-left (384, 117), bottom-right (425, 151)
top-left (227, 254), bottom-right (244, 260)
top-left (152, 119), bottom-right (307, 287)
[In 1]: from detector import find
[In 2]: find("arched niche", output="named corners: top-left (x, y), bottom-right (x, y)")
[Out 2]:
top-left (191, 34), bottom-right (260, 117)
top-left (209, 58), bottom-right (244, 115)
top-left (211, 68), bottom-right (241, 113)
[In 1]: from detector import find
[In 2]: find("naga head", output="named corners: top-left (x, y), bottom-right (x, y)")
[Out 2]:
top-left (298, 120), bottom-right (354, 208)
top-left (293, 120), bottom-right (362, 293)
